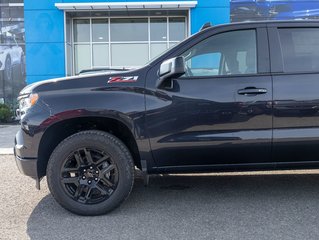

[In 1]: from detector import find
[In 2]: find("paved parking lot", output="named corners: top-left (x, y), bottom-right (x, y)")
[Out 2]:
top-left (2, 154), bottom-right (319, 240)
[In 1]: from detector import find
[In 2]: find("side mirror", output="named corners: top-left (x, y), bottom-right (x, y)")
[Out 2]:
top-left (156, 56), bottom-right (186, 88)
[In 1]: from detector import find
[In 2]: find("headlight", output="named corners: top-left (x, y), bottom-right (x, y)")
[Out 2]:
top-left (18, 93), bottom-right (39, 116)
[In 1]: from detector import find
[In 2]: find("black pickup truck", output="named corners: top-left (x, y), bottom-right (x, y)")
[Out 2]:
top-left (14, 21), bottom-right (319, 215)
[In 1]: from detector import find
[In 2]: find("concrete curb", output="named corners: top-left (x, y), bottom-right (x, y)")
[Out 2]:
top-left (0, 148), bottom-right (14, 155)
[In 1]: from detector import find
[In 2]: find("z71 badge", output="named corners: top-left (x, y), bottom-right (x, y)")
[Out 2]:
top-left (108, 76), bottom-right (138, 83)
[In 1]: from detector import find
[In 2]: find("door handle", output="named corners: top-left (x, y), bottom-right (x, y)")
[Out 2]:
top-left (237, 87), bottom-right (267, 96)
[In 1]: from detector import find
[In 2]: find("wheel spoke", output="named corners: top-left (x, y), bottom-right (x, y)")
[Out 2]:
top-left (61, 177), bottom-right (79, 184)
top-left (101, 164), bottom-right (115, 176)
top-left (84, 187), bottom-right (92, 202)
top-left (84, 149), bottom-right (94, 164)
top-left (95, 155), bottom-right (109, 166)
top-left (100, 176), bottom-right (115, 188)
top-left (74, 184), bottom-right (85, 199)
top-left (74, 151), bottom-right (85, 166)
top-left (63, 167), bottom-right (79, 173)
top-left (95, 183), bottom-right (109, 196)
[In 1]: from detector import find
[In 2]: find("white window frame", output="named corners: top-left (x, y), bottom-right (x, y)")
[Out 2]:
top-left (70, 13), bottom-right (189, 75)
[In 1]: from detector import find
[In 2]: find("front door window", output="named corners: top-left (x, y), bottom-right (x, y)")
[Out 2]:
top-left (181, 30), bottom-right (257, 77)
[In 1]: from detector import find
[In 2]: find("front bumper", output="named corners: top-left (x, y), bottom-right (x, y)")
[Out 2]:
top-left (14, 128), bottom-right (39, 179)
top-left (14, 154), bottom-right (37, 179)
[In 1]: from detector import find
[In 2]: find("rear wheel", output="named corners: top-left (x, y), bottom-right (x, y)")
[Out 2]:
top-left (47, 130), bottom-right (134, 216)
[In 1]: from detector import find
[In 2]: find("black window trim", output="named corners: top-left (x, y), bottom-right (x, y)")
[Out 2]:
top-left (176, 72), bottom-right (272, 81)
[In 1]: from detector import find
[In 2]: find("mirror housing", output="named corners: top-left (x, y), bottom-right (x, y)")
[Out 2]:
top-left (156, 56), bottom-right (186, 88)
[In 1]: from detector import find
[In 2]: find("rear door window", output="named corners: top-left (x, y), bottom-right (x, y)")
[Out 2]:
top-left (278, 28), bottom-right (319, 73)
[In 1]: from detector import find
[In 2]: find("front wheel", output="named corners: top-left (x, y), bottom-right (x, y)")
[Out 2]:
top-left (46, 130), bottom-right (135, 216)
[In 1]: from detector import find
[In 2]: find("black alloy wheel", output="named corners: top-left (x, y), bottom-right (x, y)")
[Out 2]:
top-left (61, 147), bottom-right (119, 204)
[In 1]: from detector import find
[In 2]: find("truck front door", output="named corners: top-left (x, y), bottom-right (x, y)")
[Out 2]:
top-left (145, 27), bottom-right (273, 168)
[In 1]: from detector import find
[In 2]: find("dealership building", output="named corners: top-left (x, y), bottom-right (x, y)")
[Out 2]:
top-left (24, 0), bottom-right (229, 84)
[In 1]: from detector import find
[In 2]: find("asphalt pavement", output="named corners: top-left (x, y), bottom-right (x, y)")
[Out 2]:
top-left (2, 154), bottom-right (319, 240)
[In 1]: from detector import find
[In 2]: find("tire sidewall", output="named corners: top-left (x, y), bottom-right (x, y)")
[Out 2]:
top-left (47, 131), bottom-right (134, 215)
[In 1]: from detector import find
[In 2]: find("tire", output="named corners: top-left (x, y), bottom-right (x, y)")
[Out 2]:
top-left (46, 130), bottom-right (135, 216)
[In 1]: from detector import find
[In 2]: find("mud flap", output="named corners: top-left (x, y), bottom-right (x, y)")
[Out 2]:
top-left (141, 160), bottom-right (149, 187)
top-left (35, 177), bottom-right (41, 190)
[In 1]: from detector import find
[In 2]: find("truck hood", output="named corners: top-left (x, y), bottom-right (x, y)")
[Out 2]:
top-left (18, 69), bottom-right (144, 96)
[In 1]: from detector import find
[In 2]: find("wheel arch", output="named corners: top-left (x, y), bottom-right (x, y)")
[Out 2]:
top-left (37, 116), bottom-right (141, 178)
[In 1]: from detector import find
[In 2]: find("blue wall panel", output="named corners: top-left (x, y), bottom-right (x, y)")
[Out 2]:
top-left (25, 10), bottom-right (64, 43)
top-left (62, 0), bottom-right (194, 2)
top-left (25, 0), bottom-right (62, 10)
top-left (197, 0), bottom-right (229, 7)
top-left (191, 7), bottom-right (230, 34)
top-left (27, 75), bottom-right (65, 84)
top-left (25, 0), bottom-right (65, 84)
top-left (26, 43), bottom-right (65, 75)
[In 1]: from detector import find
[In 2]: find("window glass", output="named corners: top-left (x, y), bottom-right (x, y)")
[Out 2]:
top-left (71, 15), bottom-right (187, 74)
top-left (92, 19), bottom-right (108, 42)
top-left (110, 18), bottom-right (148, 41)
top-left (93, 44), bottom-right (109, 67)
top-left (74, 44), bottom-right (91, 74)
top-left (150, 18), bottom-right (167, 41)
top-left (278, 28), bottom-right (319, 73)
top-left (169, 42), bottom-right (178, 48)
top-left (66, 17), bottom-right (71, 44)
top-left (169, 17), bottom-right (185, 41)
top-left (73, 19), bottom-right (90, 42)
top-left (66, 43), bottom-right (72, 76)
top-left (7, 6), bottom-right (23, 18)
top-left (151, 43), bottom-right (167, 59)
top-left (187, 53), bottom-right (221, 76)
top-left (111, 43), bottom-right (148, 67)
top-left (181, 30), bottom-right (257, 77)
top-left (1, 7), bottom-right (10, 18)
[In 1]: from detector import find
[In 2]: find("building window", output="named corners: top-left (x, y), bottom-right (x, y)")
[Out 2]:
top-left (72, 16), bottom-right (187, 74)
